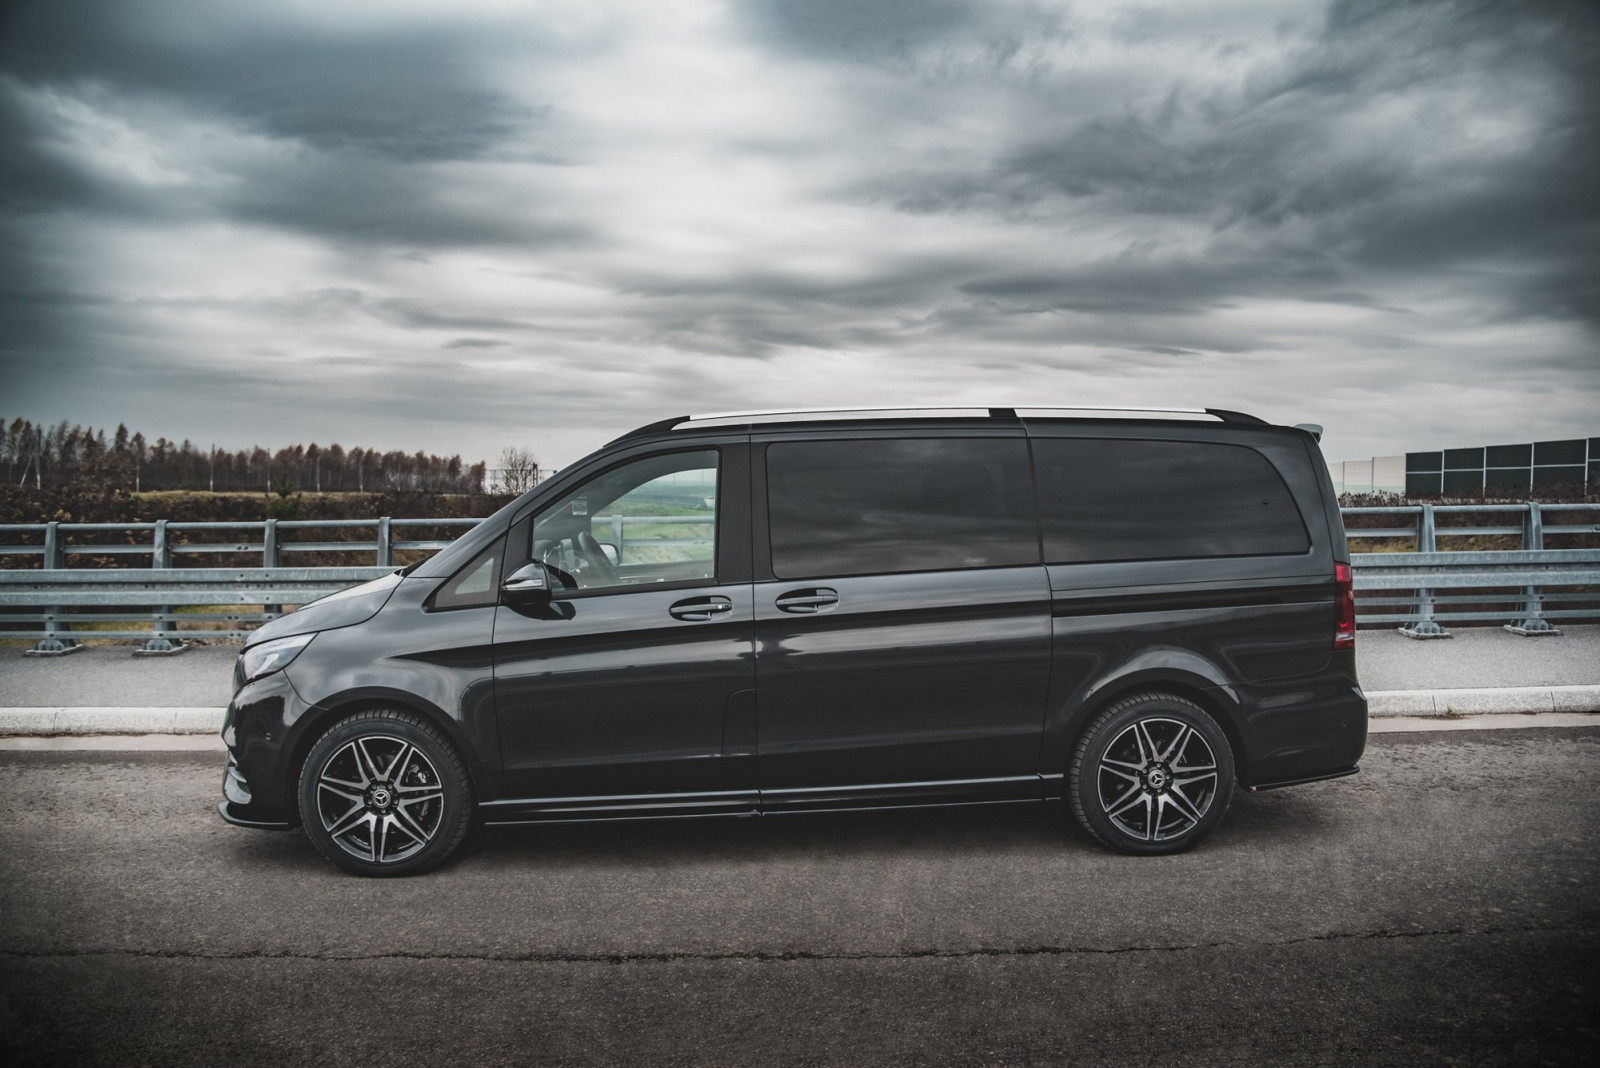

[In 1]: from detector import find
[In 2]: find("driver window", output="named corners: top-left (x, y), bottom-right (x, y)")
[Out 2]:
top-left (531, 449), bottom-right (719, 593)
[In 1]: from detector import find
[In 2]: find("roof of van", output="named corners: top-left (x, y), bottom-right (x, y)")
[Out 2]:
top-left (610, 406), bottom-right (1288, 445)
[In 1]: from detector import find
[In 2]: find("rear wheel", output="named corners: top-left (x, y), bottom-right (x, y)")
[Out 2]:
top-left (1069, 692), bottom-right (1234, 855)
top-left (298, 709), bottom-right (474, 877)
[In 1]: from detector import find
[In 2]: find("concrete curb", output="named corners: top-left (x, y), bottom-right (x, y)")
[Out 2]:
top-left (0, 684), bottom-right (1597, 737)
top-left (1365, 685), bottom-right (1600, 717)
top-left (0, 707), bottom-right (224, 735)
top-left (1368, 713), bottom-right (1600, 733)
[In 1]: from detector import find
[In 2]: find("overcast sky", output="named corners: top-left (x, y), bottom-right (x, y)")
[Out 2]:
top-left (2, 0), bottom-right (1596, 470)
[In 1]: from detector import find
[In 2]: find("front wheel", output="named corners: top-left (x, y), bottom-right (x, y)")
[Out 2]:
top-left (1068, 692), bottom-right (1234, 855)
top-left (298, 709), bottom-right (474, 877)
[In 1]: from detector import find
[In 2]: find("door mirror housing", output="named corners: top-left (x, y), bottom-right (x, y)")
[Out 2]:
top-left (500, 561), bottom-right (554, 606)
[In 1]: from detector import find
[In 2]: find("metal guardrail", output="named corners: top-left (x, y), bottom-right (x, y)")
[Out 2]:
top-left (1343, 501), bottom-right (1600, 637)
top-left (1341, 502), bottom-right (1600, 545)
top-left (1353, 549), bottom-right (1600, 636)
top-left (0, 517), bottom-right (469, 654)
top-left (0, 567), bottom-right (396, 652)
top-left (0, 513), bottom-right (715, 654)
top-left (594, 515), bottom-right (715, 559)
top-left (1, 503), bottom-right (1597, 653)
top-left (0, 517), bottom-right (479, 568)
top-left (0, 515), bottom-right (708, 568)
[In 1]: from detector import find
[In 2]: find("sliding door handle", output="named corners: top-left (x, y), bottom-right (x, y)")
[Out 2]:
top-left (775, 588), bottom-right (839, 614)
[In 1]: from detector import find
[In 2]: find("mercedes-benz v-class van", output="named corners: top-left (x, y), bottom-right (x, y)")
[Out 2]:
top-left (219, 406), bottom-right (1366, 875)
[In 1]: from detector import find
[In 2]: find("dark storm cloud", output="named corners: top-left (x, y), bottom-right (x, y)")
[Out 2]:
top-left (223, 154), bottom-right (591, 249)
top-left (0, 1), bottom-right (593, 257)
top-left (960, 251), bottom-right (1344, 317)
top-left (0, 286), bottom-right (105, 405)
top-left (831, 0), bottom-right (1600, 335)
top-left (366, 297), bottom-right (539, 334)
top-left (612, 257), bottom-right (976, 312)
top-left (0, 1), bottom-right (561, 163)
top-left (0, 79), bottom-right (212, 226)
top-left (1, 0), bottom-right (1595, 465)
top-left (740, 0), bottom-right (985, 61)
top-left (1250, 0), bottom-right (1600, 331)
top-left (602, 256), bottom-right (998, 359)
top-left (738, 0), bottom-right (1081, 87)
top-left (0, 83), bottom-right (105, 216)
top-left (153, 287), bottom-right (557, 338)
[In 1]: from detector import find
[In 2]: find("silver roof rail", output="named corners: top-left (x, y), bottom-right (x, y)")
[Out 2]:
top-left (688, 404), bottom-right (1219, 421)
top-left (611, 405), bottom-right (1267, 444)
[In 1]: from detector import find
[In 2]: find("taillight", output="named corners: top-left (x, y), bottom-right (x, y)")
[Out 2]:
top-left (1334, 562), bottom-right (1356, 650)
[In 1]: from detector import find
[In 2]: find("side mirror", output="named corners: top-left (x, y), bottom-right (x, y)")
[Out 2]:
top-left (500, 561), bottom-right (554, 606)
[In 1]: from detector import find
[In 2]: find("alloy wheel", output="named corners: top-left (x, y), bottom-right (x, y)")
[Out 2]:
top-left (314, 734), bottom-right (446, 864)
top-left (1095, 716), bottom-right (1219, 843)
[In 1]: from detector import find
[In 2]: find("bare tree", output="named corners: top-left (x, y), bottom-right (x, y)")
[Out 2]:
top-left (0, 414), bottom-right (489, 493)
top-left (495, 446), bottom-right (541, 494)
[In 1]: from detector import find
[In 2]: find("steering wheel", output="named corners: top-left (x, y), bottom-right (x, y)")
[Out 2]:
top-left (575, 530), bottom-right (621, 586)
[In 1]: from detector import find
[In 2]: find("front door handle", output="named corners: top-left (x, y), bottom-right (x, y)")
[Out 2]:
top-left (775, 588), bottom-right (839, 614)
top-left (669, 596), bottom-right (734, 622)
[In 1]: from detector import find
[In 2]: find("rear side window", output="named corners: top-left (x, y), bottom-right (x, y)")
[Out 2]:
top-left (1034, 438), bottom-right (1310, 564)
top-left (766, 438), bottom-right (1037, 579)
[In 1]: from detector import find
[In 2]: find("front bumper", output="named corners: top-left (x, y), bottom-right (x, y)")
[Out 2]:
top-left (217, 800), bottom-right (292, 830)
top-left (216, 667), bottom-right (317, 830)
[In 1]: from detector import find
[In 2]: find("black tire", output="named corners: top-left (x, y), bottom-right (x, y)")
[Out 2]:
top-left (297, 709), bottom-right (474, 877)
top-left (1068, 692), bottom-right (1234, 855)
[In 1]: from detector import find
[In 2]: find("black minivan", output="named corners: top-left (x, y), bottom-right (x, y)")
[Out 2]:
top-left (219, 406), bottom-right (1366, 875)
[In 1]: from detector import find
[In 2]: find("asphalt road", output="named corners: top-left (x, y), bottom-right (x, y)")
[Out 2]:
top-left (1, 728), bottom-right (1596, 1065)
top-left (4, 624), bottom-right (1599, 710)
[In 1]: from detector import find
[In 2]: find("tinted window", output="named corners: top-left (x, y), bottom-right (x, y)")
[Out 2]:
top-left (1034, 438), bottom-right (1309, 564)
top-left (532, 449), bottom-right (719, 592)
top-left (767, 439), bottom-right (1037, 579)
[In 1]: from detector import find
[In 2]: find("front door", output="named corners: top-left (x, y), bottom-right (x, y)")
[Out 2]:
top-left (492, 445), bottom-right (756, 809)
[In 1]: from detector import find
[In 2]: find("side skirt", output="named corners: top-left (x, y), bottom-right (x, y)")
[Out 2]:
top-left (759, 774), bottom-right (1044, 812)
top-left (480, 789), bottom-right (759, 823)
top-left (479, 775), bottom-right (1047, 824)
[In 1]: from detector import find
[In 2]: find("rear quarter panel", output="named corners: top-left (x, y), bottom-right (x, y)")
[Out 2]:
top-left (1026, 422), bottom-right (1353, 786)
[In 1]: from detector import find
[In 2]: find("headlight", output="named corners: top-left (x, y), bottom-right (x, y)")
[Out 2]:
top-left (239, 633), bottom-right (315, 683)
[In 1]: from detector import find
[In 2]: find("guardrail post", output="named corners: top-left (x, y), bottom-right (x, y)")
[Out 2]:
top-left (133, 519), bottom-right (187, 655)
top-left (43, 521), bottom-right (60, 570)
top-left (1399, 504), bottom-right (1451, 639)
top-left (24, 521), bottom-right (82, 656)
top-left (610, 515), bottom-right (624, 564)
top-left (263, 519), bottom-right (281, 618)
top-left (377, 517), bottom-right (393, 568)
top-left (1506, 503), bottom-right (1561, 636)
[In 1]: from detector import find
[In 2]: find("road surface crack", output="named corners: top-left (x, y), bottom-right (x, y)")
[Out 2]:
top-left (1, 923), bottom-right (1586, 966)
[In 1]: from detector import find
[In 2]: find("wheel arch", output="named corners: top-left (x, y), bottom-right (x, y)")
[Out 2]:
top-left (1047, 669), bottom-right (1252, 792)
top-left (283, 688), bottom-right (488, 826)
